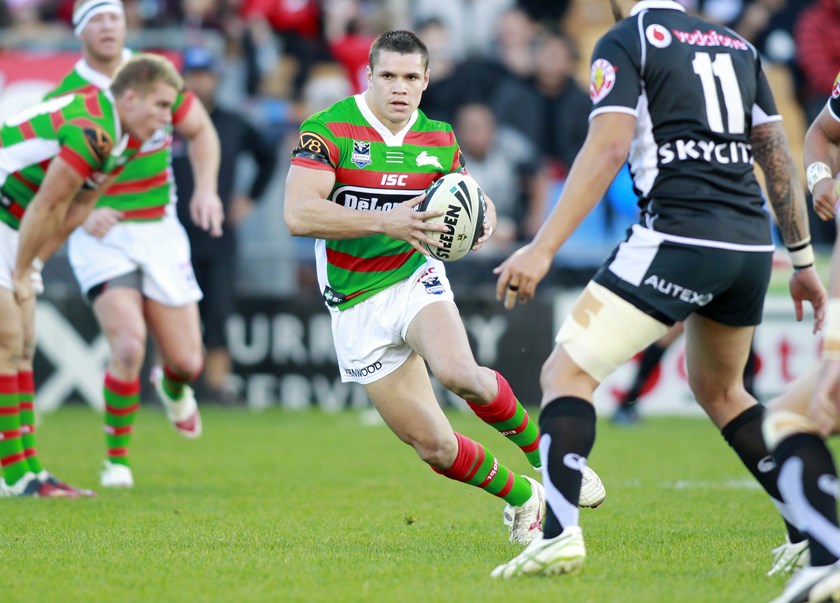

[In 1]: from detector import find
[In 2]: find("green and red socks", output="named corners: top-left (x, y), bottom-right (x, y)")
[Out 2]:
top-left (18, 370), bottom-right (42, 474)
top-left (0, 373), bottom-right (28, 485)
top-left (467, 372), bottom-right (542, 468)
top-left (435, 432), bottom-right (533, 506)
top-left (104, 372), bottom-right (140, 467)
top-left (161, 365), bottom-right (191, 401)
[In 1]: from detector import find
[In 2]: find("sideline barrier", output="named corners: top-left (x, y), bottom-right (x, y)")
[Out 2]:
top-left (33, 291), bottom-right (819, 415)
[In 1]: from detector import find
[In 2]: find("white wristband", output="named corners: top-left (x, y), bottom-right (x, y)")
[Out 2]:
top-left (31, 257), bottom-right (44, 272)
top-left (807, 162), bottom-right (833, 194)
top-left (824, 298), bottom-right (840, 359)
top-left (787, 240), bottom-right (815, 270)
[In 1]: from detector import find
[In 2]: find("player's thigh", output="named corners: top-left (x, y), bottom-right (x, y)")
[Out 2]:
top-left (365, 352), bottom-right (453, 447)
top-left (144, 300), bottom-right (203, 366)
top-left (553, 281), bottom-right (669, 387)
top-left (405, 298), bottom-right (480, 383)
top-left (92, 285), bottom-right (147, 344)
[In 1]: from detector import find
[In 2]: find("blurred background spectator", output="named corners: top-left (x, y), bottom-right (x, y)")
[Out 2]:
top-left (172, 46), bottom-right (278, 404)
top-left (453, 102), bottom-right (541, 249)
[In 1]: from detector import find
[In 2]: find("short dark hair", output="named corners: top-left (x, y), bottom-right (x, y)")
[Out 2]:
top-left (369, 30), bottom-right (429, 71)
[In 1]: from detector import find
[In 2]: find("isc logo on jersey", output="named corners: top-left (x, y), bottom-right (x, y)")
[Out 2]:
top-left (418, 172), bottom-right (485, 262)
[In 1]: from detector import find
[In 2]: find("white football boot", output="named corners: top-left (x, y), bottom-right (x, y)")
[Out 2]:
top-left (579, 466), bottom-right (606, 508)
top-left (151, 366), bottom-right (202, 439)
top-left (770, 561), bottom-right (840, 603)
top-left (503, 476), bottom-right (545, 545)
top-left (491, 525), bottom-right (586, 578)
top-left (100, 461), bottom-right (134, 488)
top-left (768, 537), bottom-right (810, 576)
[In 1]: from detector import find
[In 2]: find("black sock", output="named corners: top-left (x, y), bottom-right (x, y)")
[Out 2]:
top-left (620, 343), bottom-right (667, 407)
top-left (539, 397), bottom-right (596, 538)
top-left (743, 347), bottom-right (757, 399)
top-left (721, 404), bottom-right (803, 543)
top-left (775, 433), bottom-right (840, 566)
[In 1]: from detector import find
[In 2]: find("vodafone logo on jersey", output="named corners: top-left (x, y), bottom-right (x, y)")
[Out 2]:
top-left (590, 58), bottom-right (616, 104)
top-left (646, 24), bottom-right (672, 48)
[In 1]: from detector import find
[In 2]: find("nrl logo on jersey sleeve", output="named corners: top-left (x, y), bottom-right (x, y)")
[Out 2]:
top-left (351, 140), bottom-right (371, 168)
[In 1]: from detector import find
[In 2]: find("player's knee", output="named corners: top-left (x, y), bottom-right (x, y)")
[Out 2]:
top-left (411, 432), bottom-right (457, 468)
top-left (763, 410), bottom-right (821, 451)
top-left (687, 371), bottom-right (728, 407)
top-left (164, 353), bottom-right (204, 382)
top-left (539, 350), bottom-right (584, 393)
top-left (111, 333), bottom-right (146, 371)
top-left (434, 361), bottom-right (482, 399)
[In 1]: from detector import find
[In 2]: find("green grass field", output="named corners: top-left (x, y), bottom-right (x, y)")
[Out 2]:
top-left (2, 405), bottom-right (833, 603)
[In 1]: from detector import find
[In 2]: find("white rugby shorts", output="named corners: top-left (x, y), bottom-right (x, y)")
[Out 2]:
top-left (68, 211), bottom-right (202, 306)
top-left (0, 219), bottom-right (19, 291)
top-left (331, 259), bottom-right (455, 384)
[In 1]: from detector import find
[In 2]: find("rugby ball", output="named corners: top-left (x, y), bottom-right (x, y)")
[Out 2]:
top-left (418, 172), bottom-right (486, 262)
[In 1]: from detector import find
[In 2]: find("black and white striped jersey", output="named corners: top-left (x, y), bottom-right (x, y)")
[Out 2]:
top-left (590, 0), bottom-right (779, 248)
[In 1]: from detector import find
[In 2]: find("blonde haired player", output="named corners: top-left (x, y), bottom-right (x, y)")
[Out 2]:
top-left (42, 0), bottom-right (223, 488)
top-left (2, 54), bottom-right (183, 496)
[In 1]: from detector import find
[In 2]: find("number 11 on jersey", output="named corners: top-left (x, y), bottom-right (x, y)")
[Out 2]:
top-left (692, 52), bottom-right (745, 135)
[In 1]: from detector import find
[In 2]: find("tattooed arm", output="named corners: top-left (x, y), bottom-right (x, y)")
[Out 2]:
top-left (751, 121), bottom-right (810, 247)
top-left (751, 120), bottom-right (826, 332)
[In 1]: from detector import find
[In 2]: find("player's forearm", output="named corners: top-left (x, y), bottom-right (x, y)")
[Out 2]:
top-left (187, 124), bottom-right (221, 195)
top-left (16, 198), bottom-right (66, 276)
top-left (38, 188), bottom-right (102, 261)
top-left (752, 122), bottom-right (811, 248)
top-left (284, 195), bottom-right (386, 239)
top-left (804, 112), bottom-right (840, 179)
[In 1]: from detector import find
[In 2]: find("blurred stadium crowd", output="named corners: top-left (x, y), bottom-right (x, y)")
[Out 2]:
top-left (0, 0), bottom-right (836, 295)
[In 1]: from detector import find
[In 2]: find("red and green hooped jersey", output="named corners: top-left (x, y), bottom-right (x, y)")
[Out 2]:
top-left (45, 57), bottom-right (194, 221)
top-left (0, 90), bottom-right (134, 230)
top-left (291, 94), bottom-right (462, 311)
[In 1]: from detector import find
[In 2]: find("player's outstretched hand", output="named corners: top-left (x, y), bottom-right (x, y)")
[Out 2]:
top-left (811, 359), bottom-right (840, 436)
top-left (83, 207), bottom-right (123, 239)
top-left (386, 194), bottom-right (447, 256)
top-left (472, 193), bottom-right (497, 251)
top-left (190, 191), bottom-right (224, 237)
top-left (493, 242), bottom-right (553, 310)
top-left (812, 179), bottom-right (840, 222)
top-left (789, 267), bottom-right (827, 334)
